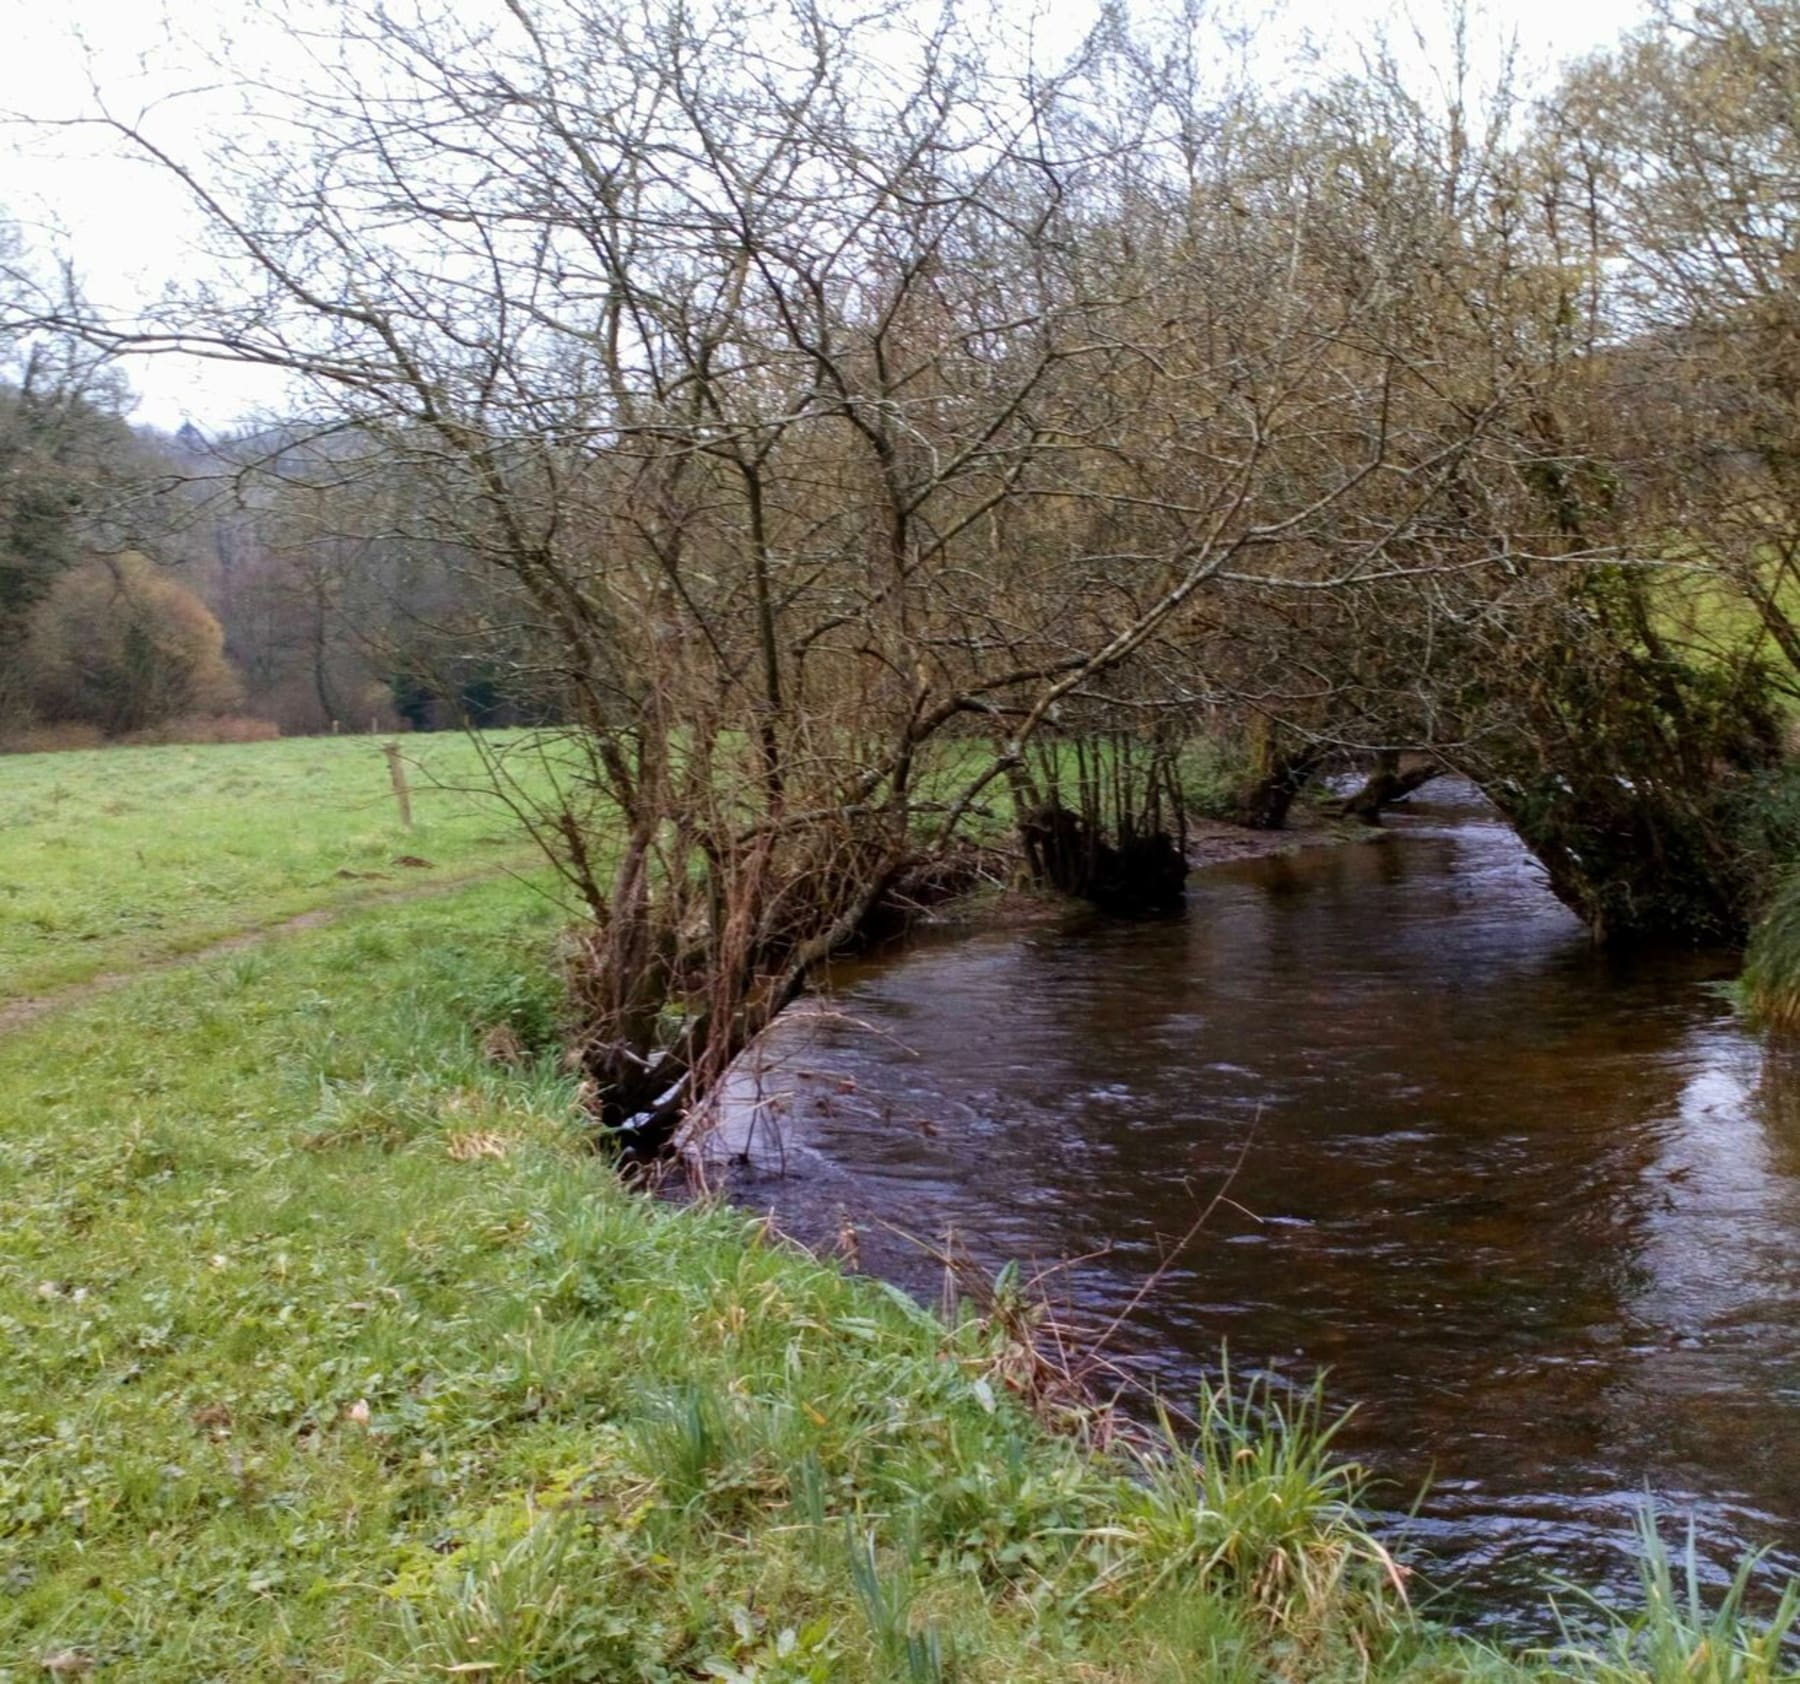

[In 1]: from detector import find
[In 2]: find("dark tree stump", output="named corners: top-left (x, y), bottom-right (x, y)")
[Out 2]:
top-left (1020, 804), bottom-right (1187, 914)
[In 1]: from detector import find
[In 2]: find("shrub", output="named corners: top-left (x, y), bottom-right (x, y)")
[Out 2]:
top-left (117, 712), bottom-right (279, 746)
top-left (1551, 1507), bottom-right (1800, 1684)
top-left (25, 551), bottom-right (243, 735)
top-left (0, 721), bottom-right (106, 754)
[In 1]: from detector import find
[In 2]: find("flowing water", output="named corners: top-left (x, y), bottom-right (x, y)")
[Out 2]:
top-left (717, 786), bottom-right (1800, 1625)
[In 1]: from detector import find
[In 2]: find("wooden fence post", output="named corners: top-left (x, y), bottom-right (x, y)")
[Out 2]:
top-left (382, 741), bottom-right (414, 829)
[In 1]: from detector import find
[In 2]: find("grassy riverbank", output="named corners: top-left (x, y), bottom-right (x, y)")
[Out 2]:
top-left (6, 883), bottom-right (1795, 1681)
top-left (4, 743), bottom-right (1797, 1680)
top-left (2, 874), bottom-right (1422, 1680)
top-left (0, 728), bottom-right (1235, 1004)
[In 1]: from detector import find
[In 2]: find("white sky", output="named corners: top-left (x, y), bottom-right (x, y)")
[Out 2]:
top-left (0, 0), bottom-right (1651, 434)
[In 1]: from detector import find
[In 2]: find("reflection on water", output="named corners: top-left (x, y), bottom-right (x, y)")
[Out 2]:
top-left (718, 788), bottom-right (1800, 1625)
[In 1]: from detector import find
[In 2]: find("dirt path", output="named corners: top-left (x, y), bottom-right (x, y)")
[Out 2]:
top-left (0, 865), bottom-right (530, 1040)
top-left (1182, 813), bottom-right (1379, 867)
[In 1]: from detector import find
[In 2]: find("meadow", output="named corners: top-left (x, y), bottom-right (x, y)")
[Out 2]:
top-left (0, 731), bottom-right (562, 999)
top-left (0, 736), bottom-right (1793, 1681)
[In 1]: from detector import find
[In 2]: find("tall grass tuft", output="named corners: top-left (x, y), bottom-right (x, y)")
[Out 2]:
top-left (387, 1503), bottom-right (651, 1682)
top-left (1552, 1508), bottom-right (1800, 1684)
top-left (629, 1382), bottom-right (740, 1509)
top-left (1119, 1364), bottom-right (1407, 1638)
top-left (1741, 871), bottom-right (1800, 1032)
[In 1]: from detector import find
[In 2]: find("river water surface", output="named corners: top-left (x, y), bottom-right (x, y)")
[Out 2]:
top-left (720, 787), bottom-right (1800, 1623)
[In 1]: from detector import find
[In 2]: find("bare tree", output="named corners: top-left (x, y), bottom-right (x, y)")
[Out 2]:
top-left (26, 0), bottom-right (1677, 1130)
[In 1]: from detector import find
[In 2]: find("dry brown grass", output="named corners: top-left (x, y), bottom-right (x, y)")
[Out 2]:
top-left (1, 715), bottom-right (281, 754)
top-left (0, 723), bottom-right (108, 755)
top-left (117, 713), bottom-right (281, 746)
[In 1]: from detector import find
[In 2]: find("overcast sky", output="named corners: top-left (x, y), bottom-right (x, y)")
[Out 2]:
top-left (1, 0), bottom-right (1652, 434)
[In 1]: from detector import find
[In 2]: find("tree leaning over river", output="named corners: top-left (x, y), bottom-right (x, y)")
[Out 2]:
top-left (20, 0), bottom-right (1800, 1130)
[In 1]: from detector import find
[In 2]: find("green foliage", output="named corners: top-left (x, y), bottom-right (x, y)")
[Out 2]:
top-left (1121, 1368), bottom-right (1400, 1638)
top-left (1732, 764), bottom-right (1800, 880)
top-left (1476, 569), bottom-right (1785, 943)
top-left (1178, 734), bottom-right (1258, 821)
top-left (848, 1529), bottom-right (953, 1684)
top-left (0, 372), bottom-right (137, 642)
top-left (387, 1492), bottom-right (665, 1682)
top-left (1731, 755), bottom-right (1800, 1033)
top-left (630, 1382), bottom-right (747, 1512)
top-left (447, 939), bottom-right (569, 1056)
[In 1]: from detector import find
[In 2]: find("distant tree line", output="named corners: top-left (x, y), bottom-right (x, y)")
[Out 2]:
top-left (0, 301), bottom-right (556, 742)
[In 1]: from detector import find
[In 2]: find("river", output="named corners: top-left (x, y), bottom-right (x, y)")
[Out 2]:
top-left (712, 785), bottom-right (1800, 1626)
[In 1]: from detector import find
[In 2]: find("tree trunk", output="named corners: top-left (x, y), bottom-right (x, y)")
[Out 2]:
top-left (1233, 744), bottom-right (1323, 831)
top-left (1339, 752), bottom-right (1443, 823)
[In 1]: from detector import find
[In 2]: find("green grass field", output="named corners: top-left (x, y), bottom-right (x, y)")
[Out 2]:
top-left (0, 732), bottom-right (564, 999)
top-left (1, 737), bottom-right (1793, 1681)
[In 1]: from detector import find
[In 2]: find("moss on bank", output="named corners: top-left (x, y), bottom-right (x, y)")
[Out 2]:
top-left (1, 877), bottom-right (1793, 1681)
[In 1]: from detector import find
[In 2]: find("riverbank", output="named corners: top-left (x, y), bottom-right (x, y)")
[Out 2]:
top-left (8, 865), bottom-right (1768, 1681)
top-left (1, 873), bottom-right (1433, 1679)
